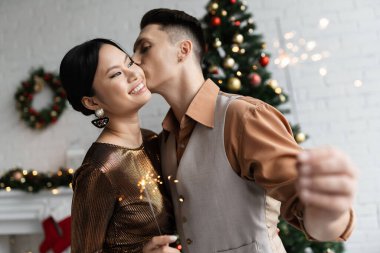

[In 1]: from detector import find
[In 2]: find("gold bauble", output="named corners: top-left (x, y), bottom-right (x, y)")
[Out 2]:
top-left (239, 48), bottom-right (246, 54)
top-left (51, 111), bottom-right (58, 117)
top-left (279, 94), bottom-right (287, 103)
top-left (241, 5), bottom-right (246, 11)
top-left (223, 57), bottom-right (235, 68)
top-left (221, 10), bottom-right (227, 16)
top-left (233, 34), bottom-right (244, 44)
top-left (209, 2), bottom-right (219, 11)
top-left (274, 87), bottom-right (282, 94)
top-left (227, 77), bottom-right (241, 91)
top-left (231, 44), bottom-right (240, 53)
top-left (267, 79), bottom-right (278, 88)
top-left (295, 132), bottom-right (306, 143)
top-left (213, 39), bottom-right (222, 48)
top-left (33, 76), bottom-right (45, 92)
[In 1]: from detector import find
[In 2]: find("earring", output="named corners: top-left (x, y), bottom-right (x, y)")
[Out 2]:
top-left (91, 108), bottom-right (109, 128)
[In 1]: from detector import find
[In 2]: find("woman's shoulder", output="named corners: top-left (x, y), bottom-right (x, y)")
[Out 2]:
top-left (72, 161), bottom-right (108, 190)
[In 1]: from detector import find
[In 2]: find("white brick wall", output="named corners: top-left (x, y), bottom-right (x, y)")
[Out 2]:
top-left (0, 0), bottom-right (379, 252)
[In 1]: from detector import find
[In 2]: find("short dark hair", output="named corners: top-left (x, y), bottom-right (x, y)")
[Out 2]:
top-left (140, 8), bottom-right (206, 62)
top-left (59, 38), bottom-right (126, 116)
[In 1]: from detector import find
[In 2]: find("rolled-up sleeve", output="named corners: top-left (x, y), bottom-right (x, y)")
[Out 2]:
top-left (224, 97), bottom-right (354, 241)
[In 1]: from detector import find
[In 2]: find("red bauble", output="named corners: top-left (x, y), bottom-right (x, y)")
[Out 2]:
top-left (211, 16), bottom-right (221, 26)
top-left (259, 55), bottom-right (270, 67)
top-left (249, 73), bottom-right (262, 87)
top-left (230, 0), bottom-right (237, 3)
top-left (234, 21), bottom-right (241, 26)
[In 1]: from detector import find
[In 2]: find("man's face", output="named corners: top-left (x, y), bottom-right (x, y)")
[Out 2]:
top-left (133, 24), bottom-right (179, 93)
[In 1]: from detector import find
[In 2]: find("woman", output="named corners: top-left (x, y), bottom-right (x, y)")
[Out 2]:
top-left (60, 38), bottom-right (180, 253)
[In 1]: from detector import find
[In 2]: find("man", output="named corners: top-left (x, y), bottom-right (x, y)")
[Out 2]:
top-left (134, 8), bottom-right (356, 253)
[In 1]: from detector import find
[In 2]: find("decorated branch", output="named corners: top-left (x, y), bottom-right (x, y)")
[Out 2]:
top-left (0, 167), bottom-right (74, 193)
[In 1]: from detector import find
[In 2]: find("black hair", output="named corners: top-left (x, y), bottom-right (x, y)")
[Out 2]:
top-left (140, 8), bottom-right (206, 62)
top-left (59, 38), bottom-right (126, 116)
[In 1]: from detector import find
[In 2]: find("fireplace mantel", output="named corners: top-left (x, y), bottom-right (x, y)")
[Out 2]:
top-left (0, 188), bottom-right (72, 252)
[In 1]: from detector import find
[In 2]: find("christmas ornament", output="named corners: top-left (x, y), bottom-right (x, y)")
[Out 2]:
top-left (223, 56), bottom-right (235, 68)
top-left (274, 87), bottom-right (283, 94)
top-left (208, 65), bottom-right (219, 75)
top-left (233, 34), bottom-right (244, 44)
top-left (211, 16), bottom-right (221, 26)
top-left (230, 0), bottom-right (237, 3)
top-left (213, 38), bottom-right (222, 48)
top-left (267, 79), bottom-right (278, 88)
top-left (208, 2), bottom-right (219, 12)
top-left (221, 10), bottom-right (227, 16)
top-left (227, 77), bottom-right (241, 91)
top-left (259, 54), bottom-right (270, 67)
top-left (231, 44), bottom-right (240, 53)
top-left (249, 73), bottom-right (261, 86)
top-left (14, 68), bottom-right (67, 130)
top-left (234, 21), bottom-right (241, 26)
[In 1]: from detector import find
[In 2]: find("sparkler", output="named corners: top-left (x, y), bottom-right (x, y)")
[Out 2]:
top-left (137, 172), bottom-right (163, 235)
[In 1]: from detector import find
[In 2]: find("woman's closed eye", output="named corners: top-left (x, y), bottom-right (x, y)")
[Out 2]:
top-left (110, 71), bottom-right (122, 79)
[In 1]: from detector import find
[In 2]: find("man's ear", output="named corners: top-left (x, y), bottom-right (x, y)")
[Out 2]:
top-left (178, 40), bottom-right (192, 62)
top-left (81, 96), bottom-right (99, 111)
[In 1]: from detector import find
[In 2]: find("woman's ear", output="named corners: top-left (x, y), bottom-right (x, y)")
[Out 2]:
top-left (178, 40), bottom-right (192, 62)
top-left (81, 96), bottom-right (99, 111)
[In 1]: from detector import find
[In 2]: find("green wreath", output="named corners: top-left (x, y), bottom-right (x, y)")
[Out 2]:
top-left (15, 68), bottom-right (67, 129)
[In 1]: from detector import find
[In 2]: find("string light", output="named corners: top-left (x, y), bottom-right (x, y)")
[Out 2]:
top-left (319, 68), bottom-right (328, 76)
top-left (51, 189), bottom-right (59, 195)
top-left (319, 18), bottom-right (330, 29)
top-left (354, 80), bottom-right (363, 87)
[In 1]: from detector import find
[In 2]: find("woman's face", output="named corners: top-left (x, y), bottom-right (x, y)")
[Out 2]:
top-left (92, 44), bottom-right (151, 116)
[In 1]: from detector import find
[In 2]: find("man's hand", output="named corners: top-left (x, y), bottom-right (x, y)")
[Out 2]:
top-left (296, 147), bottom-right (357, 240)
top-left (143, 235), bottom-right (181, 253)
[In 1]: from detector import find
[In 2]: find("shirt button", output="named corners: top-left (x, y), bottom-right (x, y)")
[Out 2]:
top-left (178, 195), bottom-right (184, 203)
top-left (186, 238), bottom-right (193, 245)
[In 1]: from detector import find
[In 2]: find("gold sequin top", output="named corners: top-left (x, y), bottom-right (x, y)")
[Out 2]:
top-left (71, 130), bottom-right (175, 253)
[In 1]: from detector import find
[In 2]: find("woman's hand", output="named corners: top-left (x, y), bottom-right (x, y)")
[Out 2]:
top-left (143, 235), bottom-right (180, 253)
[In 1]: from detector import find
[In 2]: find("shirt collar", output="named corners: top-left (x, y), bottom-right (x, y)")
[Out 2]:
top-left (162, 79), bottom-right (220, 132)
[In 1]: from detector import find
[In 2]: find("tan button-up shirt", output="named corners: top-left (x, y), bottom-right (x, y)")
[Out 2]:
top-left (162, 79), bottom-right (354, 241)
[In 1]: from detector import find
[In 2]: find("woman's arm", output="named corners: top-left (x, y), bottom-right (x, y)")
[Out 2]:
top-left (71, 164), bottom-right (115, 253)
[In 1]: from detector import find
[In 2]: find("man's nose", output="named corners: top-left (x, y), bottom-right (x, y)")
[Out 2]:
top-left (131, 54), bottom-right (141, 65)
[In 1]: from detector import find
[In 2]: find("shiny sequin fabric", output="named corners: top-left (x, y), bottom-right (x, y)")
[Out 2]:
top-left (71, 131), bottom-right (175, 253)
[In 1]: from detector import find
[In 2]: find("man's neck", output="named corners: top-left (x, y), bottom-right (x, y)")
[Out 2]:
top-left (159, 69), bottom-right (205, 122)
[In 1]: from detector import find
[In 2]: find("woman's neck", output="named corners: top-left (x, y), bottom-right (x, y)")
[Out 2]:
top-left (97, 114), bottom-right (143, 148)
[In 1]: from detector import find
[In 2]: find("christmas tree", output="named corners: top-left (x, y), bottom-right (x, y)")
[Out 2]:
top-left (200, 1), bottom-right (343, 253)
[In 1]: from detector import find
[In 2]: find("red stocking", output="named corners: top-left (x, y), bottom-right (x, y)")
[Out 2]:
top-left (52, 216), bottom-right (71, 253)
top-left (39, 217), bottom-right (61, 253)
